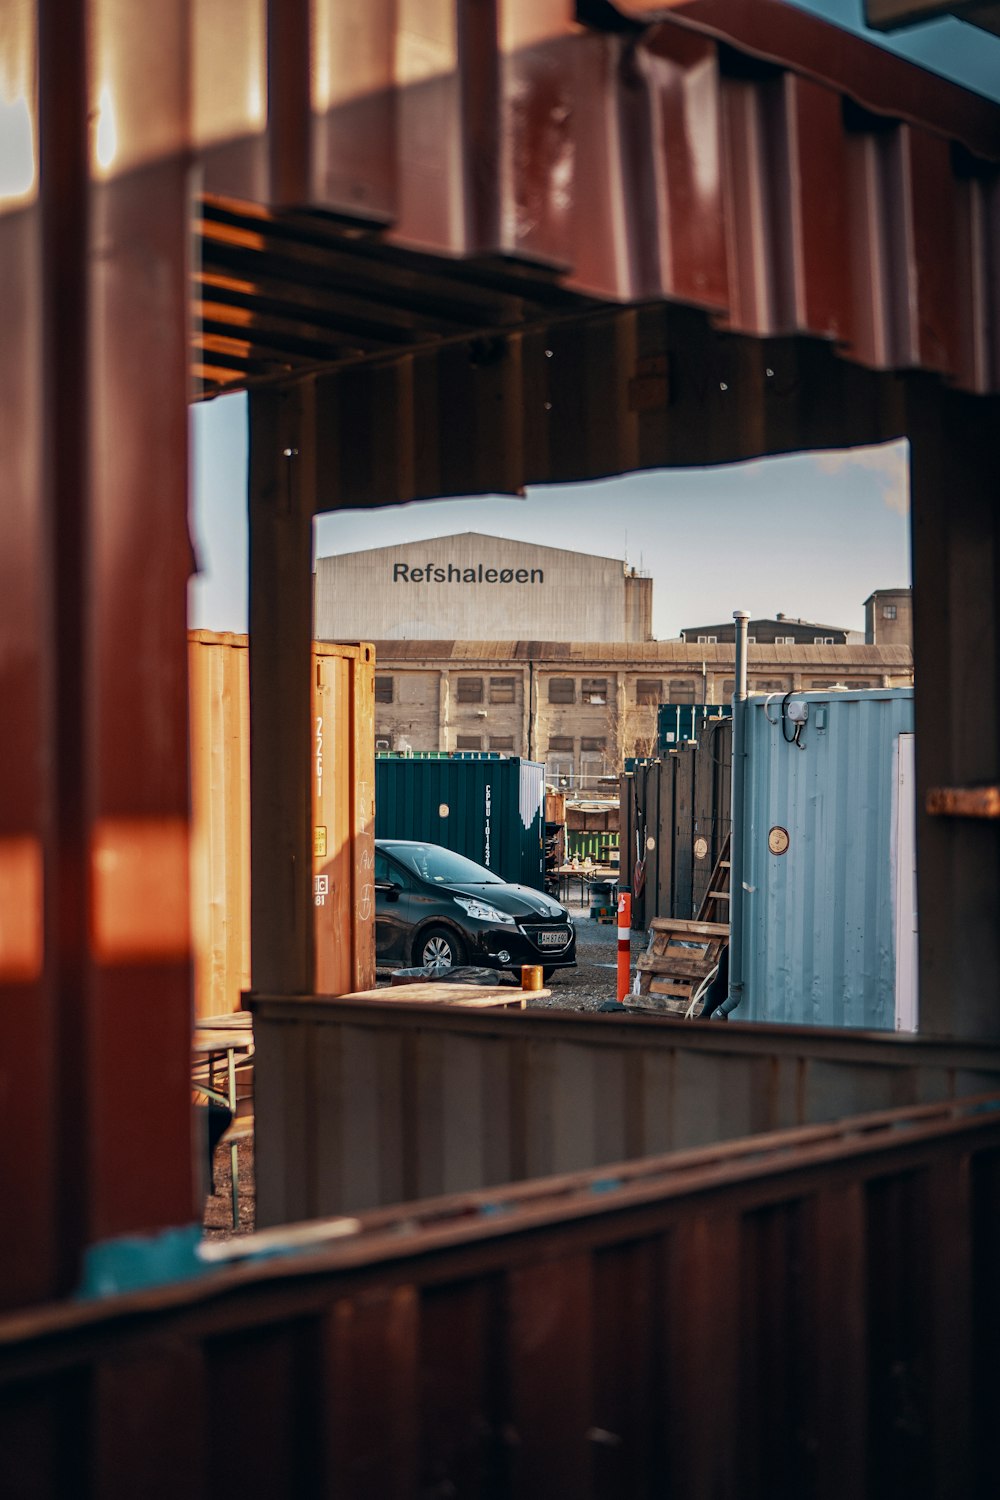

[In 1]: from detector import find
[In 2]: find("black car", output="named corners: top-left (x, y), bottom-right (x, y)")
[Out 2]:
top-left (374, 839), bottom-right (577, 978)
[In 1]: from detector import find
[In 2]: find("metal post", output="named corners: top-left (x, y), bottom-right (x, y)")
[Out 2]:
top-left (248, 382), bottom-right (317, 996)
top-left (717, 611), bottom-right (750, 1019)
top-left (617, 890), bottom-right (632, 1002)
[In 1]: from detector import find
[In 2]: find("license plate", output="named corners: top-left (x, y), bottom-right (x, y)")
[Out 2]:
top-left (539, 929), bottom-right (568, 947)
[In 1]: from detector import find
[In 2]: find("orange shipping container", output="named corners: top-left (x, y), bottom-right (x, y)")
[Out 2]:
top-left (189, 631), bottom-right (375, 1018)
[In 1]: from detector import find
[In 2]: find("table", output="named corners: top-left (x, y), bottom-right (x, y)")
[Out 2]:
top-left (340, 982), bottom-right (547, 1009)
top-left (555, 866), bottom-right (619, 906)
top-left (192, 1015), bottom-right (254, 1227)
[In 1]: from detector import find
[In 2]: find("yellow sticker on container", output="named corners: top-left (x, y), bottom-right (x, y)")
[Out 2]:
top-left (314, 826), bottom-right (327, 859)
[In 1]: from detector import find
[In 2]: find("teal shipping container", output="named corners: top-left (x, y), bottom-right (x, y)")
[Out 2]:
top-left (375, 756), bottom-right (546, 889)
top-left (737, 689), bottom-right (917, 1031)
top-left (657, 702), bottom-right (731, 752)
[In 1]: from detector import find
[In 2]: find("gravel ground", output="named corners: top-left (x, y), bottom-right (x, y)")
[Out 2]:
top-left (522, 895), bottom-right (646, 1012)
top-left (374, 892), bottom-right (646, 1012)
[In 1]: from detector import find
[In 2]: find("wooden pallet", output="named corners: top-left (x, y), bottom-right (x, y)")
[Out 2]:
top-left (697, 833), bottom-right (731, 924)
top-left (633, 917), bottom-right (730, 1017)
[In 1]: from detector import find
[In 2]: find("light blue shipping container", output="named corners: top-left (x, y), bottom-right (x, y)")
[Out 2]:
top-left (738, 688), bottom-right (916, 1029)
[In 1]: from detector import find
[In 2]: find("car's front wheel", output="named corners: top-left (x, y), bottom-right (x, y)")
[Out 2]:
top-left (416, 925), bottom-right (466, 971)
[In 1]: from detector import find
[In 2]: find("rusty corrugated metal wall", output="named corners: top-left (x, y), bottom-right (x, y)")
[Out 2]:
top-left (251, 994), bottom-right (1000, 1223)
top-left (2, 0), bottom-right (999, 1310)
top-left (1, 1095), bottom-right (998, 1498)
top-left (0, 0), bottom-right (195, 1309)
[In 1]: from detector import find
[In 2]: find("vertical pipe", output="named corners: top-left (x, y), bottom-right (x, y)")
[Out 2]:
top-left (717, 611), bottom-right (750, 1019)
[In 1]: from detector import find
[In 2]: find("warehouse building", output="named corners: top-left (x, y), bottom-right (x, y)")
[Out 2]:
top-left (315, 533), bottom-right (653, 644)
top-left (315, 536), bottom-right (913, 789)
top-left (366, 639), bottom-right (914, 789)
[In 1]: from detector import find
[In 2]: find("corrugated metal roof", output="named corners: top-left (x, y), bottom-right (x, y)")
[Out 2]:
top-left (369, 639), bottom-right (914, 665)
top-left (187, 0), bottom-right (1000, 399)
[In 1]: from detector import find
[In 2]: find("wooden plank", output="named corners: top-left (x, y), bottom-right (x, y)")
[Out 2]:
top-left (338, 983), bottom-right (536, 1008)
top-left (649, 918), bottom-right (730, 938)
top-left (638, 954), bottom-right (719, 981)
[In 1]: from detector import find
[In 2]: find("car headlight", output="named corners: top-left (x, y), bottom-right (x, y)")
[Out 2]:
top-left (453, 896), bottom-right (516, 925)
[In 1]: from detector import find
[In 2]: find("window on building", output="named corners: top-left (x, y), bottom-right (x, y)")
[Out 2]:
top-left (548, 758), bottom-right (574, 787)
top-left (753, 679), bottom-right (785, 692)
top-left (809, 680), bottom-right (840, 690)
top-left (581, 677), bottom-right (608, 704)
top-left (490, 735), bottom-right (515, 751)
top-left (882, 604), bottom-right (897, 619)
top-left (456, 734), bottom-right (482, 750)
top-left (580, 736), bottom-right (606, 752)
top-left (456, 677), bottom-right (484, 704)
top-left (579, 754), bottom-right (607, 789)
top-left (548, 735), bottom-right (574, 753)
top-left (774, 635), bottom-right (796, 646)
top-left (375, 733), bottom-right (393, 752)
top-left (375, 675), bottom-right (393, 704)
top-left (489, 676), bottom-right (516, 704)
top-left (548, 677), bottom-right (575, 704)
top-left (747, 636), bottom-right (756, 644)
top-left (669, 680), bottom-right (696, 704)
top-left (813, 636), bottom-right (835, 645)
top-left (696, 635), bottom-right (718, 645)
top-left (721, 679), bottom-right (735, 698)
top-left (635, 678), bottom-right (662, 705)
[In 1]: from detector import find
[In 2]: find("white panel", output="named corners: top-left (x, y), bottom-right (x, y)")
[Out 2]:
top-left (893, 732), bottom-right (919, 1032)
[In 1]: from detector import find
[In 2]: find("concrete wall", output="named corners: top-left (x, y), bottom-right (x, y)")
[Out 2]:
top-left (866, 588), bottom-right (913, 647)
top-left (315, 533), bottom-right (650, 642)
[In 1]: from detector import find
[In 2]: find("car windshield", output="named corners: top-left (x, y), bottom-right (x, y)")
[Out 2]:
top-left (383, 842), bottom-right (504, 886)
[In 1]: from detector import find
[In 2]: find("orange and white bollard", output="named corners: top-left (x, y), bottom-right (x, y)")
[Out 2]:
top-left (617, 890), bottom-right (632, 1003)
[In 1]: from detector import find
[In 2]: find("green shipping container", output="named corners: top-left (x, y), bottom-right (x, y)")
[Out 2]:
top-left (375, 756), bottom-right (546, 889)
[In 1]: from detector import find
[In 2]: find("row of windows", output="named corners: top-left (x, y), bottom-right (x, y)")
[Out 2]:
top-left (377, 674), bottom-right (691, 706)
top-left (376, 733), bottom-right (517, 753)
top-left (376, 672), bottom-right (881, 707)
top-left (696, 634), bottom-right (839, 645)
top-left (454, 734), bottom-right (515, 751)
top-left (547, 736), bottom-right (607, 753)
top-left (375, 675), bottom-right (517, 705)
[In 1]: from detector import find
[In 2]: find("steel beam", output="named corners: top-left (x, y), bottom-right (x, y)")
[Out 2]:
top-left (248, 382), bottom-right (318, 996)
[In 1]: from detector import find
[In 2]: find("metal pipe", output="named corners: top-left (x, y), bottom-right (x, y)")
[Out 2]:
top-left (716, 611), bottom-right (750, 1019)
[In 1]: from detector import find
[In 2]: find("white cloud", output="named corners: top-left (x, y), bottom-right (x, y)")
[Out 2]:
top-left (811, 441), bottom-right (909, 516)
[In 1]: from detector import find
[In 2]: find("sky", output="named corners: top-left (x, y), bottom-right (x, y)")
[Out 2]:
top-left (189, 0), bottom-right (996, 641)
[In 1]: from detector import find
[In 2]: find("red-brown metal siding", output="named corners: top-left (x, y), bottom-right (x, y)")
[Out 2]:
top-left (183, 0), bottom-right (1000, 395)
top-left (0, 1097), bottom-right (997, 1498)
top-left (0, 1), bottom-right (195, 1309)
top-left (2, 0), bottom-right (999, 1312)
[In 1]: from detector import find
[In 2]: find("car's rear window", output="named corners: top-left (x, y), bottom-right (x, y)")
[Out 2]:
top-left (383, 843), bottom-right (503, 886)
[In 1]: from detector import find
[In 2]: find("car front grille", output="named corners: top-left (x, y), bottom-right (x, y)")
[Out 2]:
top-left (519, 924), bottom-right (573, 950)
